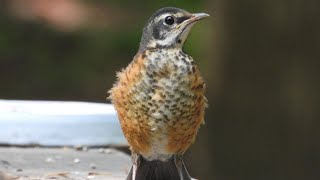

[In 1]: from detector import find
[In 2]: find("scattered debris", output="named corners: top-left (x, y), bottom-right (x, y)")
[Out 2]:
top-left (71, 171), bottom-right (80, 175)
top-left (1, 160), bottom-right (10, 166)
top-left (98, 148), bottom-right (114, 154)
top-left (45, 157), bottom-right (56, 163)
top-left (74, 145), bottom-right (82, 151)
top-left (46, 172), bottom-right (69, 178)
top-left (104, 149), bottom-right (113, 154)
top-left (87, 174), bottom-right (95, 179)
top-left (73, 158), bottom-right (80, 164)
top-left (89, 163), bottom-right (96, 170)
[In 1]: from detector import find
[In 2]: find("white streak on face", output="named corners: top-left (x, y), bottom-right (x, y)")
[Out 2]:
top-left (156, 23), bottom-right (194, 48)
top-left (156, 32), bottom-right (178, 46)
top-left (148, 40), bottom-right (157, 48)
top-left (177, 23), bottom-right (194, 45)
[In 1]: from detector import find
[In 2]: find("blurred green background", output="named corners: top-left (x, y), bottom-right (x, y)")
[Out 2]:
top-left (1, 0), bottom-right (319, 179)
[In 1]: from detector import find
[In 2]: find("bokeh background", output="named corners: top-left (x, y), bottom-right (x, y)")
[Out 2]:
top-left (1, 0), bottom-right (320, 179)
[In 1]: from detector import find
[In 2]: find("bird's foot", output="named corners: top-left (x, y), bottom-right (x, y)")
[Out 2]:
top-left (174, 155), bottom-right (193, 180)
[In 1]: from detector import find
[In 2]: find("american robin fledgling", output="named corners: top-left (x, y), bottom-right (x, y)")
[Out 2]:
top-left (109, 7), bottom-right (209, 180)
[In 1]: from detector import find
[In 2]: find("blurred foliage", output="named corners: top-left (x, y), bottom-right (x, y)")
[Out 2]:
top-left (1, 0), bottom-right (320, 180)
top-left (0, 0), bottom-right (210, 101)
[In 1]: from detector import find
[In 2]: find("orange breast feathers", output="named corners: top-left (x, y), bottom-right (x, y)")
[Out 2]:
top-left (166, 64), bottom-right (207, 154)
top-left (109, 50), bottom-right (207, 156)
top-left (109, 53), bottom-right (152, 155)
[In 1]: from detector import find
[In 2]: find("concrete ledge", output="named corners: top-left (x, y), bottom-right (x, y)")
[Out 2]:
top-left (0, 147), bottom-right (131, 180)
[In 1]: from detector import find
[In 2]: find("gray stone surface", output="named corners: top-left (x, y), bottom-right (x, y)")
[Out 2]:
top-left (0, 147), bottom-right (131, 180)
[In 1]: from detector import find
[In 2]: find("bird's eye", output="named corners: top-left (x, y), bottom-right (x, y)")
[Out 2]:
top-left (164, 16), bottom-right (175, 25)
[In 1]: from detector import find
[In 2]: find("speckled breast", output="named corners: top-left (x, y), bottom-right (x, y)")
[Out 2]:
top-left (110, 48), bottom-right (206, 161)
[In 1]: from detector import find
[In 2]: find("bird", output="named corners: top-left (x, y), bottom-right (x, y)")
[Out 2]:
top-left (109, 7), bottom-right (209, 180)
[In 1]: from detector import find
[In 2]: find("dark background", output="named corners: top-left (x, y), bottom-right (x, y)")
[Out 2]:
top-left (1, 0), bottom-right (319, 179)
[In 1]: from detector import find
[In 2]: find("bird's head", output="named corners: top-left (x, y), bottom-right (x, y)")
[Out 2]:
top-left (139, 7), bottom-right (209, 51)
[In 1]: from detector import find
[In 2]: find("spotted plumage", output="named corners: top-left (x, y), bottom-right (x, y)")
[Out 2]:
top-left (109, 7), bottom-right (209, 180)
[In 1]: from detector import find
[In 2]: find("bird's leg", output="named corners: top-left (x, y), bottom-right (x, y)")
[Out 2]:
top-left (174, 155), bottom-right (193, 180)
top-left (132, 153), bottom-right (140, 180)
top-left (126, 152), bottom-right (140, 180)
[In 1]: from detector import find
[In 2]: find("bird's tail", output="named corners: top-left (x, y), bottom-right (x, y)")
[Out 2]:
top-left (126, 155), bottom-right (193, 180)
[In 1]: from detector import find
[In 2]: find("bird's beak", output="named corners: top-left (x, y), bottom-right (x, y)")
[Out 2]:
top-left (177, 13), bottom-right (210, 30)
top-left (189, 13), bottom-right (210, 23)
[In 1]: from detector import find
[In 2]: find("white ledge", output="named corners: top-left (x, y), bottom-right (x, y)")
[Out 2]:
top-left (0, 100), bottom-right (116, 115)
top-left (0, 100), bottom-right (127, 146)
